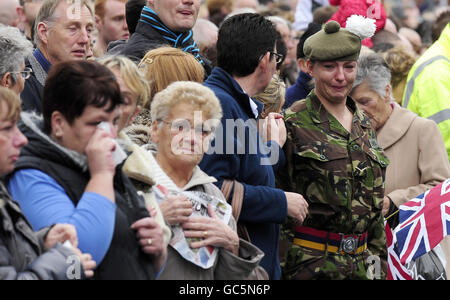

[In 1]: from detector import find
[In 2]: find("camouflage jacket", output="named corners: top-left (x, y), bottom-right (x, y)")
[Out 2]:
top-left (279, 91), bottom-right (389, 279)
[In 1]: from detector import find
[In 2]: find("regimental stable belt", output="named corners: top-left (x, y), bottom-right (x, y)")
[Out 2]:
top-left (294, 226), bottom-right (368, 255)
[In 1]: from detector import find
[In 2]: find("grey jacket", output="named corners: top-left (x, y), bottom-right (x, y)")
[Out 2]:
top-left (0, 181), bottom-right (77, 280)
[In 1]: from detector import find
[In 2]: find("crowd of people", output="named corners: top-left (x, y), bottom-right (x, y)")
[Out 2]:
top-left (0, 0), bottom-right (449, 280)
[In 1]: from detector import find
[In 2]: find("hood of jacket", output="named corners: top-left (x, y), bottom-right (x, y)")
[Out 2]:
top-left (18, 112), bottom-right (89, 172)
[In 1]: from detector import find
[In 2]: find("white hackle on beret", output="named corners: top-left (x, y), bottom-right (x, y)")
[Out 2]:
top-left (345, 15), bottom-right (376, 40)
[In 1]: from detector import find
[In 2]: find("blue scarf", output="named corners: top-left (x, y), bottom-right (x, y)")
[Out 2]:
top-left (139, 6), bottom-right (204, 66)
top-left (33, 48), bottom-right (51, 73)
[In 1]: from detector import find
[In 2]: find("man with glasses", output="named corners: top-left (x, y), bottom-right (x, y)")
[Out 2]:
top-left (0, 24), bottom-right (33, 95)
top-left (199, 13), bottom-right (309, 280)
top-left (20, 0), bottom-right (94, 113)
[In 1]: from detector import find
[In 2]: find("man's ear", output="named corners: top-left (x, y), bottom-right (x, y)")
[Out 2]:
top-left (95, 14), bottom-right (103, 29)
top-left (16, 6), bottom-right (26, 25)
top-left (259, 51), bottom-right (271, 73)
top-left (51, 111), bottom-right (66, 139)
top-left (36, 22), bottom-right (49, 45)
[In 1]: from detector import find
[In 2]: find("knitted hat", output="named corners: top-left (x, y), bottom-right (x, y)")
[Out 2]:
top-left (303, 15), bottom-right (376, 61)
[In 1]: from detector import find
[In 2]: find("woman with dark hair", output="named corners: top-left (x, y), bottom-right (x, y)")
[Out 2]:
top-left (0, 86), bottom-right (96, 280)
top-left (8, 60), bottom-right (166, 280)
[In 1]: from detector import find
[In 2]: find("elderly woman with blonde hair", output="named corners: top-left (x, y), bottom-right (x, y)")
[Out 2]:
top-left (123, 81), bottom-right (264, 279)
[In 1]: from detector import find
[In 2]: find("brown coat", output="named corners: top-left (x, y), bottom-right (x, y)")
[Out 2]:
top-left (378, 103), bottom-right (450, 278)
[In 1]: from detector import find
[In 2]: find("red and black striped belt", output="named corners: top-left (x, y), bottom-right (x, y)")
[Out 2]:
top-left (294, 226), bottom-right (368, 255)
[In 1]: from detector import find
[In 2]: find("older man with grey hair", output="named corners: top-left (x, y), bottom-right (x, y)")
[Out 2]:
top-left (0, 25), bottom-right (33, 95)
top-left (21, 0), bottom-right (94, 113)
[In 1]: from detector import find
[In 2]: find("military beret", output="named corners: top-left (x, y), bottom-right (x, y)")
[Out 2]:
top-left (303, 16), bottom-right (376, 62)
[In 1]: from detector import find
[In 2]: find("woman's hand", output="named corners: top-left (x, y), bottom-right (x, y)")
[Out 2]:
top-left (159, 194), bottom-right (193, 225)
top-left (131, 216), bottom-right (167, 273)
top-left (45, 224), bottom-right (96, 278)
top-left (71, 247), bottom-right (96, 278)
top-left (262, 112), bottom-right (287, 147)
top-left (182, 205), bottom-right (239, 256)
top-left (84, 128), bottom-right (117, 202)
top-left (44, 224), bottom-right (78, 250)
top-left (85, 128), bottom-right (116, 178)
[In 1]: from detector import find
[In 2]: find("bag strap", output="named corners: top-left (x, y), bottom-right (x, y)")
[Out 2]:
top-left (220, 180), bottom-right (251, 242)
top-left (221, 179), bottom-right (233, 203)
top-left (221, 179), bottom-right (244, 222)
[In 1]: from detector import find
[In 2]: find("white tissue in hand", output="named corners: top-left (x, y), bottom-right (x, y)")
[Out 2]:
top-left (97, 122), bottom-right (127, 166)
top-left (63, 240), bottom-right (73, 248)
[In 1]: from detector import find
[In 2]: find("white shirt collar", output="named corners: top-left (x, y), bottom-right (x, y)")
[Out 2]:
top-left (242, 89), bottom-right (259, 118)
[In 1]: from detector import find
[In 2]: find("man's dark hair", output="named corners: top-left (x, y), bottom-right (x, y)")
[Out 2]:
top-left (217, 13), bottom-right (278, 77)
top-left (42, 60), bottom-right (123, 134)
top-left (126, 0), bottom-right (146, 35)
top-left (297, 22), bottom-right (322, 59)
top-left (432, 10), bottom-right (450, 43)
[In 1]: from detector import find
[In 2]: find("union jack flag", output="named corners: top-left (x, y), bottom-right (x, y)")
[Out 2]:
top-left (385, 221), bottom-right (413, 280)
top-left (395, 178), bottom-right (450, 265)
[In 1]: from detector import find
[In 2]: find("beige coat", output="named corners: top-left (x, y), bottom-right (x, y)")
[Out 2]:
top-left (378, 103), bottom-right (450, 277)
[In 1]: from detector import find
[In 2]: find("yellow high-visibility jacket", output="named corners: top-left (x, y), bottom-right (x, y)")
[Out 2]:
top-left (402, 24), bottom-right (450, 161)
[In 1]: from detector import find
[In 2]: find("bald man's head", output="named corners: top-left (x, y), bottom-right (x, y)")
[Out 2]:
top-left (0, 0), bottom-right (21, 27)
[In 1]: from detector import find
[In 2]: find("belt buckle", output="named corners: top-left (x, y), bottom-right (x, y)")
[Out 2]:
top-left (339, 234), bottom-right (357, 254)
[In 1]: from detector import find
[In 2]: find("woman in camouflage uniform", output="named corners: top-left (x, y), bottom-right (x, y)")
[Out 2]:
top-left (279, 19), bottom-right (389, 280)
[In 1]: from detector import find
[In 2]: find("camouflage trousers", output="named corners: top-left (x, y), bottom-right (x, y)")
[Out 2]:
top-left (281, 244), bottom-right (386, 280)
